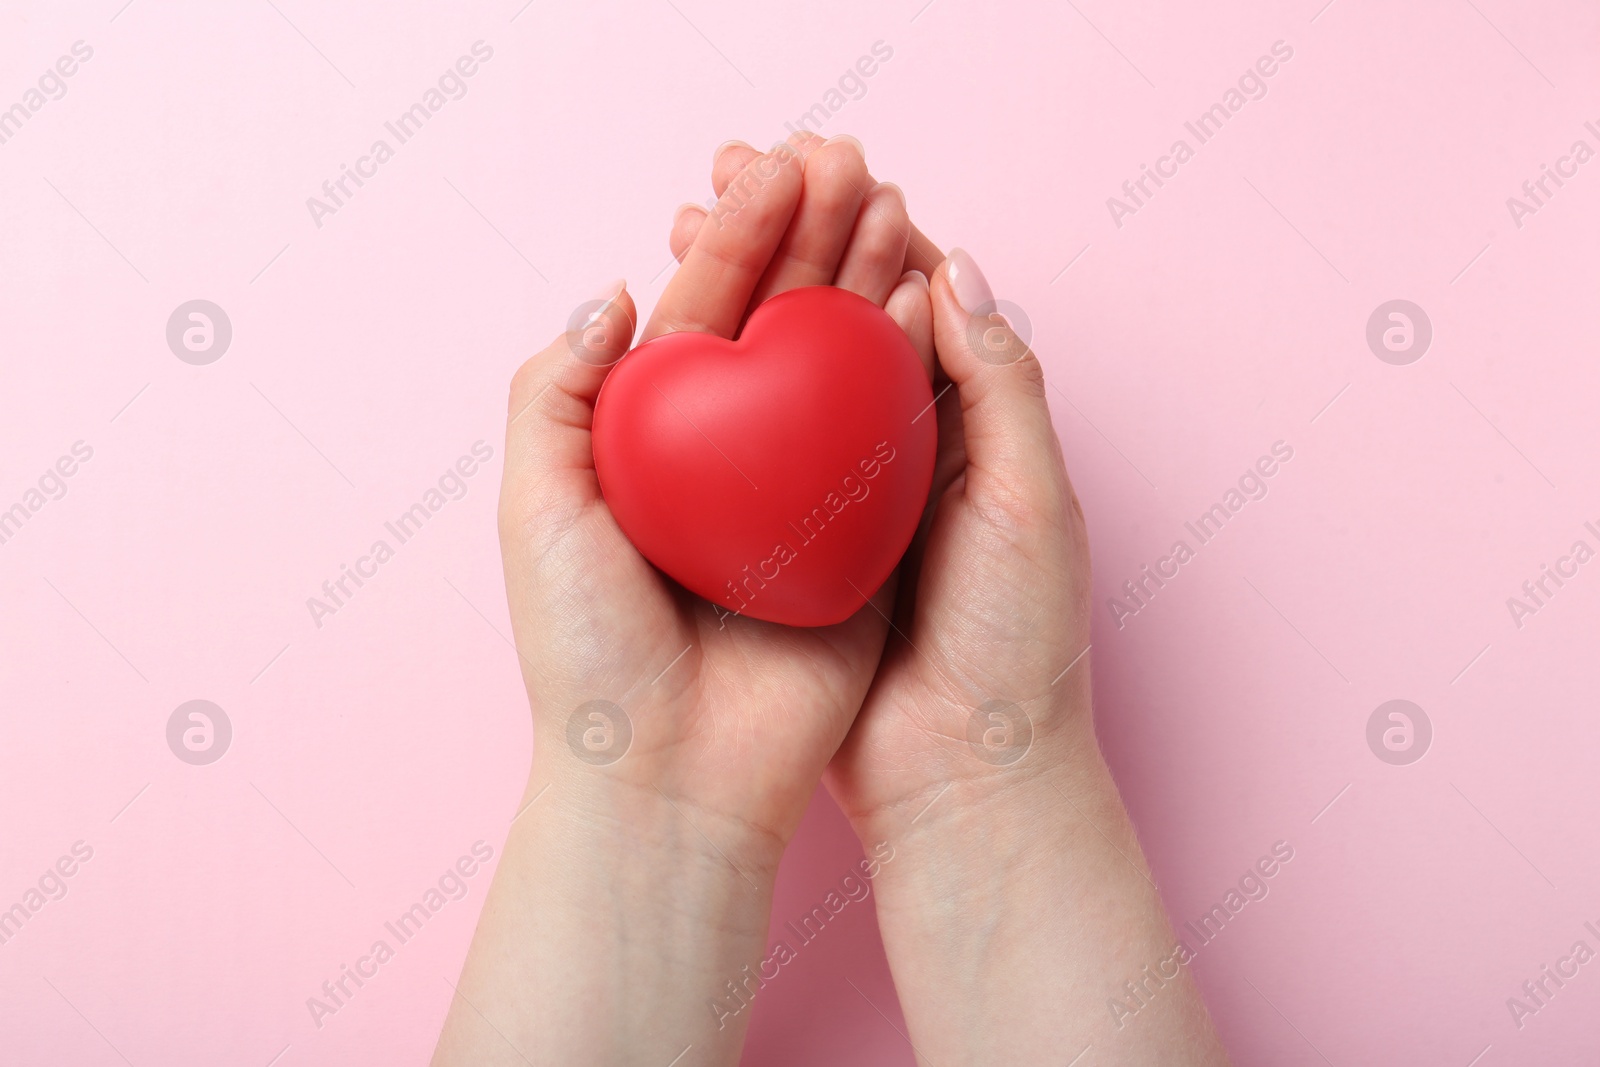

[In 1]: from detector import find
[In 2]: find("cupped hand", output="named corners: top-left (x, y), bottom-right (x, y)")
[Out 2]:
top-left (679, 133), bottom-right (1094, 831)
top-left (500, 133), bottom-right (929, 868)
top-left (828, 244), bottom-right (1096, 829)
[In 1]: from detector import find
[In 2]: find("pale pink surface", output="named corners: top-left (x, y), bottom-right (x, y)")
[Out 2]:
top-left (1, 0), bottom-right (1596, 1064)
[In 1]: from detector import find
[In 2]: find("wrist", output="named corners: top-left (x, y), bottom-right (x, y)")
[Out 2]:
top-left (451, 762), bottom-right (780, 1067)
top-left (834, 697), bottom-right (1225, 1067)
top-left (845, 674), bottom-right (1108, 854)
top-left (860, 759), bottom-right (1116, 904)
top-left (523, 752), bottom-right (787, 894)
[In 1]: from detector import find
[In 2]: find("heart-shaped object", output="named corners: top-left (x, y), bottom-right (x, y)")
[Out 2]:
top-left (592, 285), bottom-right (936, 627)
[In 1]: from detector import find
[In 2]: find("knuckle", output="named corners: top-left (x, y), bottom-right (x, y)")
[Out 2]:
top-left (971, 472), bottom-right (1051, 542)
top-left (1007, 347), bottom-right (1048, 397)
top-left (507, 350), bottom-right (552, 415)
top-left (499, 481), bottom-right (587, 578)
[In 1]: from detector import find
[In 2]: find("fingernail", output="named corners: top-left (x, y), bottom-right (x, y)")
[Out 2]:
top-left (870, 181), bottom-right (905, 205)
top-left (824, 133), bottom-right (865, 163)
top-left (713, 139), bottom-right (752, 165)
top-left (672, 202), bottom-right (701, 228)
top-left (899, 269), bottom-right (928, 290)
top-left (946, 248), bottom-right (993, 313)
top-left (595, 278), bottom-right (626, 305)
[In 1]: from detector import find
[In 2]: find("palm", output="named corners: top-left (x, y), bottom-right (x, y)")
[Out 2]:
top-left (513, 492), bottom-right (890, 839)
top-left (827, 311), bottom-right (1091, 825)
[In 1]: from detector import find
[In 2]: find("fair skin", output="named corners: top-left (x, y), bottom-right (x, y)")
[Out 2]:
top-left (432, 132), bottom-right (1230, 1066)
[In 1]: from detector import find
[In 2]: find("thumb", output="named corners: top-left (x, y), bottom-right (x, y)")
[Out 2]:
top-left (930, 249), bottom-right (1064, 495)
top-left (502, 280), bottom-right (638, 516)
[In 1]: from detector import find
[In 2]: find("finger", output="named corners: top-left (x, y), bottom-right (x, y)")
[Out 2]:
top-left (902, 222), bottom-right (945, 278)
top-left (711, 133), bottom-right (940, 276)
top-left (687, 134), bottom-right (823, 271)
top-left (930, 249), bottom-right (1063, 491)
top-left (883, 269), bottom-right (934, 382)
top-left (712, 132), bottom-right (817, 197)
top-left (670, 202), bottom-right (707, 263)
top-left (747, 136), bottom-right (870, 304)
top-left (878, 181), bottom-right (941, 275)
top-left (834, 182), bottom-right (911, 306)
top-left (881, 268), bottom-right (940, 631)
top-left (808, 135), bottom-right (941, 274)
top-left (643, 145), bottom-right (804, 341)
top-left (893, 408), bottom-right (968, 631)
top-left (504, 282), bottom-right (638, 507)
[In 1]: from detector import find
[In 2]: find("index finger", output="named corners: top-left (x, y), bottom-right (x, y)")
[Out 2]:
top-left (642, 145), bottom-right (804, 342)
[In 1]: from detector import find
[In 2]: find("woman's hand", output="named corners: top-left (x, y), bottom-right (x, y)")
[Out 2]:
top-left (502, 132), bottom-right (911, 897)
top-left (684, 136), bottom-right (1230, 1065)
top-left (434, 134), bottom-right (933, 1067)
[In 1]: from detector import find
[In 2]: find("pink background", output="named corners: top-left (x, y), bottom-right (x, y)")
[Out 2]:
top-left (2, 0), bottom-right (1597, 1063)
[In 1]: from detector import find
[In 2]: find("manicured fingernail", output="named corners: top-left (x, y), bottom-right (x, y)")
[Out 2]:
top-left (824, 133), bottom-right (865, 163)
top-left (946, 248), bottom-right (993, 313)
top-left (713, 139), bottom-right (752, 164)
top-left (595, 278), bottom-right (626, 304)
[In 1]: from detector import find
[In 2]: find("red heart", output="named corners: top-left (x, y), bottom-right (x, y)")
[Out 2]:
top-left (592, 286), bottom-right (937, 627)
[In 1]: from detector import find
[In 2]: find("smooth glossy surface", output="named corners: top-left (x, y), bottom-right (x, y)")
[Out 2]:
top-left (593, 286), bottom-right (936, 626)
